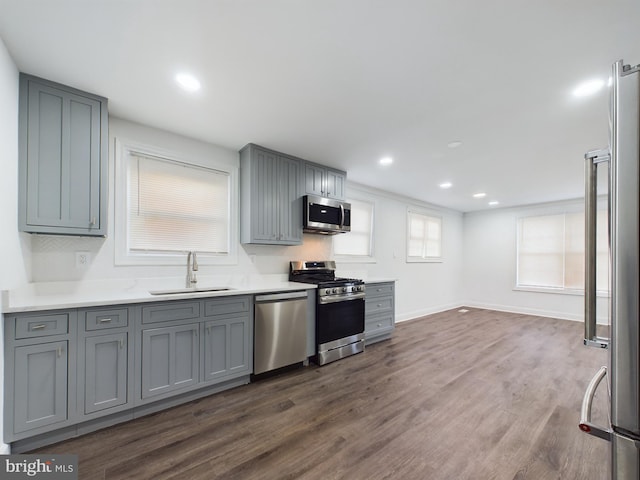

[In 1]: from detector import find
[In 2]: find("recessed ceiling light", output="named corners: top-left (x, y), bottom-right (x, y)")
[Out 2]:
top-left (439, 182), bottom-right (453, 189)
top-left (379, 156), bottom-right (393, 166)
top-left (473, 192), bottom-right (486, 198)
top-left (175, 73), bottom-right (201, 92)
top-left (488, 201), bottom-right (499, 206)
top-left (447, 141), bottom-right (463, 149)
top-left (572, 79), bottom-right (604, 97)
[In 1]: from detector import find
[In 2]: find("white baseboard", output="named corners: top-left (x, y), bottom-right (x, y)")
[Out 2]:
top-left (463, 301), bottom-right (608, 324)
top-left (396, 301), bottom-right (608, 325)
top-left (396, 302), bottom-right (464, 323)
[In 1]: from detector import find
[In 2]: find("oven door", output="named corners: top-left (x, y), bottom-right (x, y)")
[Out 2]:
top-left (316, 296), bottom-right (365, 346)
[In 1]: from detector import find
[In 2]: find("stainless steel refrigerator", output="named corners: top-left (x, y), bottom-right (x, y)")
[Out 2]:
top-left (580, 59), bottom-right (640, 478)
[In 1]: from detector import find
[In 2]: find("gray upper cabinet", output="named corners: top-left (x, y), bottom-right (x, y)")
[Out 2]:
top-left (240, 143), bottom-right (302, 245)
top-left (18, 73), bottom-right (108, 236)
top-left (303, 161), bottom-right (346, 200)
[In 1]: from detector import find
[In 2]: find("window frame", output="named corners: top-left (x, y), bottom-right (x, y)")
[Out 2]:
top-left (333, 196), bottom-right (376, 263)
top-left (114, 138), bottom-right (238, 266)
top-left (406, 208), bottom-right (443, 263)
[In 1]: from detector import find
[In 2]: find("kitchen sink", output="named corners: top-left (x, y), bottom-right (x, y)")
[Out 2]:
top-left (149, 287), bottom-right (234, 295)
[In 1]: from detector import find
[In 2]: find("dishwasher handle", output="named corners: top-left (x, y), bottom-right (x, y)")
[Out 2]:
top-left (255, 291), bottom-right (308, 303)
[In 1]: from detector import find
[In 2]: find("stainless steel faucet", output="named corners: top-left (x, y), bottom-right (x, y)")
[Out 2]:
top-left (186, 251), bottom-right (198, 287)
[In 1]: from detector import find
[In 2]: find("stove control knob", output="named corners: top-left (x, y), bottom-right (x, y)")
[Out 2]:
top-left (332, 288), bottom-right (338, 294)
top-left (358, 286), bottom-right (364, 291)
top-left (342, 287), bottom-right (347, 293)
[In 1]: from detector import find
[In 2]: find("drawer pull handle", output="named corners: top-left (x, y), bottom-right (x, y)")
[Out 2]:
top-left (30, 324), bottom-right (47, 331)
top-left (99, 318), bottom-right (112, 323)
top-left (377, 303), bottom-right (382, 307)
top-left (377, 323), bottom-right (382, 327)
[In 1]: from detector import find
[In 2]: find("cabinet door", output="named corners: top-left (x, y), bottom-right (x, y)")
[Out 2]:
top-left (278, 156), bottom-right (303, 244)
top-left (204, 316), bottom-right (250, 382)
top-left (304, 163), bottom-right (326, 196)
top-left (141, 324), bottom-right (199, 399)
top-left (13, 341), bottom-right (68, 434)
top-left (19, 75), bottom-right (106, 236)
top-left (250, 147), bottom-right (280, 242)
top-left (326, 169), bottom-right (346, 200)
top-left (85, 332), bottom-right (128, 414)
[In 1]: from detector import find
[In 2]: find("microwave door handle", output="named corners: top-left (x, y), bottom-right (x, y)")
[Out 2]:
top-left (339, 203), bottom-right (344, 228)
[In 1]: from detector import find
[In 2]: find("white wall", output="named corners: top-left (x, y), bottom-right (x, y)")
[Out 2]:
top-left (29, 117), bottom-right (334, 282)
top-left (25, 117), bottom-right (465, 321)
top-left (0, 36), bottom-right (29, 453)
top-left (337, 183), bottom-right (465, 321)
top-left (463, 199), bottom-right (608, 322)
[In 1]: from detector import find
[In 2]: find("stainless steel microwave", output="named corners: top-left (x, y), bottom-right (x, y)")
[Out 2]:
top-left (303, 195), bottom-right (351, 235)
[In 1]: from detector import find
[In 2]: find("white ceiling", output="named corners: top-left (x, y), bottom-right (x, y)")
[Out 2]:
top-left (1, 0), bottom-right (638, 212)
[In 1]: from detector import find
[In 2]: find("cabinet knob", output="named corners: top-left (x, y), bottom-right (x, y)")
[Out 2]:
top-left (90, 217), bottom-right (96, 226)
top-left (377, 303), bottom-right (382, 307)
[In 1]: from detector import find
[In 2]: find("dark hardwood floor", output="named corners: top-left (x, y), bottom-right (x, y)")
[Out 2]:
top-left (33, 308), bottom-right (610, 479)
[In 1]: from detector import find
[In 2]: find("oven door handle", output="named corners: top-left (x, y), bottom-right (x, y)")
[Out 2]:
top-left (318, 292), bottom-right (366, 305)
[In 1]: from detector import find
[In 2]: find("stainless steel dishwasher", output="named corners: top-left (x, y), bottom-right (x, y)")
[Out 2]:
top-left (254, 291), bottom-right (308, 375)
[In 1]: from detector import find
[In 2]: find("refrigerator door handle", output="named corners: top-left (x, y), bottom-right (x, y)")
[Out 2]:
top-left (579, 366), bottom-right (612, 441)
top-left (583, 149), bottom-right (610, 349)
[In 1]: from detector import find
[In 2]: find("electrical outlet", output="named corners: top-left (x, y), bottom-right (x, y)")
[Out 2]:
top-left (75, 251), bottom-right (91, 268)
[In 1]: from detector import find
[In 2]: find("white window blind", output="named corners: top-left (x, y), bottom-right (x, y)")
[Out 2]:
top-left (333, 198), bottom-right (374, 257)
top-left (517, 211), bottom-right (609, 292)
top-left (127, 152), bottom-right (230, 254)
top-left (407, 211), bottom-right (442, 261)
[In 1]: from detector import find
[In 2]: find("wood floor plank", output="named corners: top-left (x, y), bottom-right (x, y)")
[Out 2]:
top-left (32, 308), bottom-right (610, 479)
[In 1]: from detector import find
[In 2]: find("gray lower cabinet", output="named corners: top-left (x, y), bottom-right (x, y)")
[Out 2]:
top-left (4, 310), bottom-right (76, 442)
top-left (79, 306), bottom-right (132, 417)
top-left (364, 281), bottom-right (396, 344)
top-left (204, 315), bottom-right (250, 382)
top-left (141, 323), bottom-right (200, 399)
top-left (4, 294), bottom-right (255, 450)
top-left (18, 73), bottom-right (108, 236)
top-left (240, 143), bottom-right (303, 245)
top-left (14, 341), bottom-right (68, 434)
top-left (83, 332), bottom-right (128, 414)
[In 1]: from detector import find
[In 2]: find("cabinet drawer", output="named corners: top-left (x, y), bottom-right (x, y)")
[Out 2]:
top-left (365, 314), bottom-right (394, 333)
top-left (85, 308), bottom-right (128, 331)
top-left (142, 301), bottom-right (200, 324)
top-left (15, 313), bottom-right (69, 339)
top-left (366, 283), bottom-right (394, 297)
top-left (204, 296), bottom-right (250, 317)
top-left (365, 296), bottom-right (393, 315)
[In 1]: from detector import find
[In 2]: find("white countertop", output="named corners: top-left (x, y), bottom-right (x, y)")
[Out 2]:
top-left (2, 275), bottom-right (317, 313)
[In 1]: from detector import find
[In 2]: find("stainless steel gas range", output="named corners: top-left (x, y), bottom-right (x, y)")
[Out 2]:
top-left (289, 261), bottom-right (365, 365)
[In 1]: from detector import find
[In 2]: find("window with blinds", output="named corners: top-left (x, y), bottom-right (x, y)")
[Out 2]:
top-left (407, 211), bottom-right (442, 262)
top-left (333, 198), bottom-right (374, 258)
top-left (517, 211), bottom-right (609, 292)
top-left (126, 152), bottom-right (230, 254)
